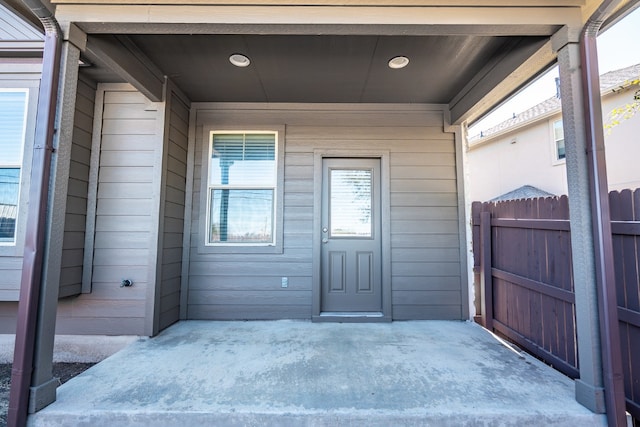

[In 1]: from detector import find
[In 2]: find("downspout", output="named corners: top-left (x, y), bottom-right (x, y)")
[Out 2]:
top-left (7, 1), bottom-right (61, 426)
top-left (580, 1), bottom-right (627, 425)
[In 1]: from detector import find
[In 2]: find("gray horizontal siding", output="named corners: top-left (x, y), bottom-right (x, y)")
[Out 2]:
top-left (157, 89), bottom-right (189, 331)
top-left (392, 305), bottom-right (463, 320)
top-left (54, 317), bottom-right (146, 335)
top-left (56, 87), bottom-right (160, 335)
top-left (188, 305), bottom-right (310, 320)
top-left (0, 302), bottom-right (17, 333)
top-left (189, 104), bottom-right (462, 320)
top-left (188, 290), bottom-right (311, 306)
top-left (0, 64), bottom-right (41, 301)
top-left (0, 5), bottom-right (43, 41)
top-left (0, 274), bottom-right (21, 301)
top-left (59, 75), bottom-right (96, 298)
top-left (189, 275), bottom-right (311, 291)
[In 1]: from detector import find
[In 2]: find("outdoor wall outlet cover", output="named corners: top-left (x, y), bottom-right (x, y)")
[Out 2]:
top-left (281, 277), bottom-right (288, 288)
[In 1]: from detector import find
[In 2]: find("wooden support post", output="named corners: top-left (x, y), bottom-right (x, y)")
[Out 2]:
top-left (480, 211), bottom-right (493, 331)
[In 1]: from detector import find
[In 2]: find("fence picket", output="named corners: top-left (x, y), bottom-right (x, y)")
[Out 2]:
top-left (480, 211), bottom-right (493, 330)
top-left (630, 190), bottom-right (640, 312)
top-left (620, 190), bottom-right (636, 311)
top-left (471, 190), bottom-right (640, 422)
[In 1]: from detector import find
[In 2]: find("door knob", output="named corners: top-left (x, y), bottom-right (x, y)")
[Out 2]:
top-left (322, 238), bottom-right (329, 244)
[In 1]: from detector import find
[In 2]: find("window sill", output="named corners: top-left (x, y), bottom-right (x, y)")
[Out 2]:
top-left (197, 243), bottom-right (284, 255)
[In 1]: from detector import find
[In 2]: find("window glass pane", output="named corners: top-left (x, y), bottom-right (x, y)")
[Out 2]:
top-left (0, 91), bottom-right (27, 165)
top-left (209, 189), bottom-right (274, 243)
top-left (557, 138), bottom-right (566, 160)
top-left (553, 120), bottom-right (564, 141)
top-left (553, 120), bottom-right (565, 160)
top-left (210, 133), bottom-right (276, 186)
top-left (0, 168), bottom-right (20, 241)
top-left (330, 169), bottom-right (372, 237)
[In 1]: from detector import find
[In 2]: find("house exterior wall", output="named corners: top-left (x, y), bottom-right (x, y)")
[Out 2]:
top-left (0, 61), bottom-right (41, 303)
top-left (0, 4), bottom-right (43, 46)
top-left (0, 82), bottom-right (188, 336)
top-left (186, 104), bottom-right (464, 321)
top-left (467, 113), bottom-right (567, 201)
top-left (467, 88), bottom-right (640, 202)
top-left (155, 85), bottom-right (189, 332)
top-left (0, 60), bottom-right (40, 331)
top-left (602, 91), bottom-right (640, 191)
top-left (56, 84), bottom-right (165, 335)
top-left (59, 74), bottom-right (96, 298)
top-left (0, 2), bottom-right (43, 306)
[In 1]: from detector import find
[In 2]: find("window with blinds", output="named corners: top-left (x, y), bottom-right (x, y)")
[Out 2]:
top-left (208, 132), bottom-right (277, 245)
top-left (0, 90), bottom-right (27, 243)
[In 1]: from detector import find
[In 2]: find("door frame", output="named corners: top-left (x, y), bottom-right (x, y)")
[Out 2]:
top-left (312, 149), bottom-right (392, 322)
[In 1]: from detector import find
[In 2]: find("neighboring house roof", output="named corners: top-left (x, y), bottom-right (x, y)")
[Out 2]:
top-left (490, 185), bottom-right (556, 202)
top-left (599, 63), bottom-right (640, 89)
top-left (469, 63), bottom-right (640, 144)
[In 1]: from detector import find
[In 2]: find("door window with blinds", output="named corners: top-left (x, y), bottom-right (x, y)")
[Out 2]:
top-left (207, 132), bottom-right (278, 245)
top-left (0, 90), bottom-right (27, 244)
top-left (329, 169), bottom-right (373, 238)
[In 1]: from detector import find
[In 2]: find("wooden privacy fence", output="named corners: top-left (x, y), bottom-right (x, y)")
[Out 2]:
top-left (472, 189), bottom-right (640, 422)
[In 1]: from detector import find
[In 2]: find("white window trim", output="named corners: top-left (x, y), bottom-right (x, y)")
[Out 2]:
top-left (550, 118), bottom-right (566, 166)
top-left (0, 88), bottom-right (29, 248)
top-left (198, 125), bottom-right (285, 254)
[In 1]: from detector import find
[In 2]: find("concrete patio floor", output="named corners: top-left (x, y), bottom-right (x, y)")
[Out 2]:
top-left (27, 320), bottom-right (606, 427)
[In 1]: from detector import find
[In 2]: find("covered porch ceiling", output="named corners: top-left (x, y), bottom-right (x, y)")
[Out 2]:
top-left (78, 30), bottom-right (554, 125)
top-left (17, 0), bottom-right (636, 124)
top-left (85, 33), bottom-right (549, 106)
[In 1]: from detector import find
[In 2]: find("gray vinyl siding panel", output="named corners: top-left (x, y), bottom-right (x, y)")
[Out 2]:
top-left (0, 5), bottom-right (43, 40)
top-left (59, 76), bottom-right (96, 298)
top-left (56, 88), bottom-right (160, 335)
top-left (0, 302), bottom-right (18, 333)
top-left (0, 269), bottom-right (21, 301)
top-left (0, 63), bottom-right (40, 301)
top-left (157, 89), bottom-right (189, 331)
top-left (189, 104), bottom-right (462, 320)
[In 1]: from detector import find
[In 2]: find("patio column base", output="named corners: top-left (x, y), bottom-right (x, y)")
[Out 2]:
top-left (575, 379), bottom-right (605, 414)
top-left (28, 377), bottom-right (58, 413)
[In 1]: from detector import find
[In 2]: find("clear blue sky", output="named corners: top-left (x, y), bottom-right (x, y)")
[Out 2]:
top-left (469, 6), bottom-right (640, 134)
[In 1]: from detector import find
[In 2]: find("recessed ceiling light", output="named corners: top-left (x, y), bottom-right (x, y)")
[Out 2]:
top-left (388, 56), bottom-right (409, 69)
top-left (229, 53), bottom-right (251, 67)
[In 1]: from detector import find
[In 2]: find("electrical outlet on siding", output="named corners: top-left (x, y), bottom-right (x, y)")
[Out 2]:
top-left (281, 277), bottom-right (288, 288)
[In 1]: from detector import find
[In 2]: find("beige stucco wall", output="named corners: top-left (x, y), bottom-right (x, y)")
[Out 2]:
top-left (467, 112), bottom-right (567, 201)
top-left (467, 88), bottom-right (640, 202)
top-left (603, 92), bottom-right (640, 191)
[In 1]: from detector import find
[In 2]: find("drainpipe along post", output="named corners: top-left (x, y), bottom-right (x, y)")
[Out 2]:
top-left (580, 1), bottom-right (627, 425)
top-left (7, 1), bottom-right (61, 426)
